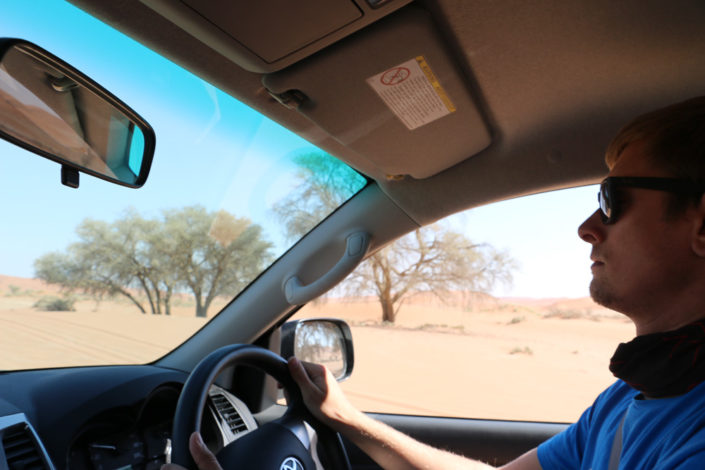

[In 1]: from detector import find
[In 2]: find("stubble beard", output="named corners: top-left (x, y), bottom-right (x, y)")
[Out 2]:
top-left (589, 275), bottom-right (634, 321)
top-left (589, 276), bottom-right (617, 310)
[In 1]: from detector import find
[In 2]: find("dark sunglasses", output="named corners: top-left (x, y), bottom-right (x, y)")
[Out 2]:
top-left (598, 177), bottom-right (705, 224)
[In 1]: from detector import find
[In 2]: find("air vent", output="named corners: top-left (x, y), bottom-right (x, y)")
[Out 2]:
top-left (211, 394), bottom-right (248, 435)
top-left (2, 425), bottom-right (45, 470)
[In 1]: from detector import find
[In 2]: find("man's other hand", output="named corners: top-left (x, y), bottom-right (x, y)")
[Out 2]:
top-left (161, 432), bottom-right (221, 470)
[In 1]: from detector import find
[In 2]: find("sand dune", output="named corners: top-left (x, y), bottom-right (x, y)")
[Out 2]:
top-left (294, 297), bottom-right (632, 422)
top-left (0, 277), bottom-right (633, 423)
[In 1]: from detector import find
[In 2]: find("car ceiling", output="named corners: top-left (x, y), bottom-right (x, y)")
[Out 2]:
top-left (70, 0), bottom-right (705, 227)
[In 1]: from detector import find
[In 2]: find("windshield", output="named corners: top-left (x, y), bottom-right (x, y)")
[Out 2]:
top-left (0, 2), bottom-right (367, 371)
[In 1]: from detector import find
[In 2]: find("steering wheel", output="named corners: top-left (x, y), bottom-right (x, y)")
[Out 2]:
top-left (171, 344), bottom-right (351, 470)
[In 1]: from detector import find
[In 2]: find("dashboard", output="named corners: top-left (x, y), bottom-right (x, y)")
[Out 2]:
top-left (0, 365), bottom-right (258, 470)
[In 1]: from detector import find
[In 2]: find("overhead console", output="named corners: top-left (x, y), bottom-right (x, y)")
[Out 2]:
top-left (139, 0), bottom-right (413, 72)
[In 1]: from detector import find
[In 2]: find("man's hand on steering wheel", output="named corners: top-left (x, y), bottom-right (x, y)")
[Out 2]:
top-left (169, 345), bottom-right (352, 470)
top-left (287, 357), bottom-right (362, 431)
top-left (165, 358), bottom-right (352, 470)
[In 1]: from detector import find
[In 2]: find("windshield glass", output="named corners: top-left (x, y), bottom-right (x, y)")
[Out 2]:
top-left (0, 2), bottom-right (367, 371)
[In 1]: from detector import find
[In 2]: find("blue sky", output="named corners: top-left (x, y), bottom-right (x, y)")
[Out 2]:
top-left (0, 1), bottom-right (601, 299)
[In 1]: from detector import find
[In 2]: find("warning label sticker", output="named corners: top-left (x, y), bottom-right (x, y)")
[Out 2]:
top-left (366, 56), bottom-right (456, 130)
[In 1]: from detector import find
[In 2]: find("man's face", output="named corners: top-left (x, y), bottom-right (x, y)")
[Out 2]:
top-left (578, 141), bottom-right (698, 330)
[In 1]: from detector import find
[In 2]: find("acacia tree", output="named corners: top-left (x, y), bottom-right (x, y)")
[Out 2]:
top-left (273, 152), bottom-right (515, 323)
top-left (35, 212), bottom-right (171, 314)
top-left (34, 206), bottom-right (272, 317)
top-left (161, 207), bottom-right (272, 317)
top-left (345, 227), bottom-right (514, 322)
top-left (272, 152), bottom-right (367, 241)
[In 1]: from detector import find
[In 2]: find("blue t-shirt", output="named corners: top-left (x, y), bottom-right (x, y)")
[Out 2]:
top-left (537, 379), bottom-right (705, 469)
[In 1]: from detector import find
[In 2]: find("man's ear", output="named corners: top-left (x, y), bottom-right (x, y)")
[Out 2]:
top-left (691, 194), bottom-right (705, 257)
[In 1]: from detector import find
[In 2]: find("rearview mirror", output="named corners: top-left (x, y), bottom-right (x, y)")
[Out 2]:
top-left (0, 38), bottom-right (155, 188)
top-left (281, 318), bottom-right (354, 382)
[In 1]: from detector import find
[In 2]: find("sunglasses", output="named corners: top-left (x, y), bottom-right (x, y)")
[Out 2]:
top-left (598, 177), bottom-right (705, 224)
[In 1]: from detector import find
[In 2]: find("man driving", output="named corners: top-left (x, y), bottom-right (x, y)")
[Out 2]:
top-left (165, 96), bottom-right (705, 469)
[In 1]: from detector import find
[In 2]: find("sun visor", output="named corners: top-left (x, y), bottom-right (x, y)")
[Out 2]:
top-left (262, 7), bottom-right (491, 179)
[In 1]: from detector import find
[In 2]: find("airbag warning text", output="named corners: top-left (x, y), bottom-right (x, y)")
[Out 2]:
top-left (366, 56), bottom-right (456, 131)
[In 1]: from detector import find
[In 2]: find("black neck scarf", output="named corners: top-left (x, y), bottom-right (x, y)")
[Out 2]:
top-left (609, 318), bottom-right (705, 398)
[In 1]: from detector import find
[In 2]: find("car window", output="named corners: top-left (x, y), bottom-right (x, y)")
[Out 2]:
top-left (292, 186), bottom-right (634, 423)
top-left (0, 2), bottom-right (366, 371)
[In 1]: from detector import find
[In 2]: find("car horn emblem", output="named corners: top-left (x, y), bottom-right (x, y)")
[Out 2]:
top-left (280, 456), bottom-right (304, 470)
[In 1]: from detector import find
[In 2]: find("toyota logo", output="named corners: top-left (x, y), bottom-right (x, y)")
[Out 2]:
top-left (280, 456), bottom-right (304, 470)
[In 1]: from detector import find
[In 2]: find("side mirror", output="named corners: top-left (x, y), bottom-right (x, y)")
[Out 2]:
top-left (0, 38), bottom-right (155, 188)
top-left (281, 318), bottom-right (354, 382)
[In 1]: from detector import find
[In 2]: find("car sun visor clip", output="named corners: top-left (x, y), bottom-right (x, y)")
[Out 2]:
top-left (267, 88), bottom-right (308, 111)
top-left (284, 231), bottom-right (370, 305)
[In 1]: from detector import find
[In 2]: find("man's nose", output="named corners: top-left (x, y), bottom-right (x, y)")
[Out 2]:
top-left (578, 209), bottom-right (605, 245)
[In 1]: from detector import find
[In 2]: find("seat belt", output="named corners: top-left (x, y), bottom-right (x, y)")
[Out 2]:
top-left (608, 412), bottom-right (627, 470)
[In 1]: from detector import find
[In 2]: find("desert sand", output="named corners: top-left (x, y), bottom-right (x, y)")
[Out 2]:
top-left (0, 275), bottom-right (633, 423)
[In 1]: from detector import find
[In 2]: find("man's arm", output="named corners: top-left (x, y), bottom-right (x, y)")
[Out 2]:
top-left (287, 357), bottom-right (542, 470)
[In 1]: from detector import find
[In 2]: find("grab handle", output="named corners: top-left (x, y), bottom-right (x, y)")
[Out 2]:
top-left (284, 232), bottom-right (370, 305)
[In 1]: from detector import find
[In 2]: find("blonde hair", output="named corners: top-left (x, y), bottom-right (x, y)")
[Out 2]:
top-left (605, 96), bottom-right (705, 177)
